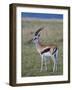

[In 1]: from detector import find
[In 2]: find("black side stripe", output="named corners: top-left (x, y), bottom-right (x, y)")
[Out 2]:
top-left (41, 48), bottom-right (50, 54)
top-left (52, 48), bottom-right (57, 55)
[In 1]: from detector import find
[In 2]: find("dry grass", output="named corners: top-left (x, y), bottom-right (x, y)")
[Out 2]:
top-left (21, 18), bottom-right (63, 77)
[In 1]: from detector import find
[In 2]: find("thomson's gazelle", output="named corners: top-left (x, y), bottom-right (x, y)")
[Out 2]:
top-left (33, 27), bottom-right (58, 72)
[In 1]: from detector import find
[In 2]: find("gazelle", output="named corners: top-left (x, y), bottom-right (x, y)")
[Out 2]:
top-left (33, 27), bottom-right (58, 72)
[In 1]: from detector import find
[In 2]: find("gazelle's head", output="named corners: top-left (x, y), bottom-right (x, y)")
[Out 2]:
top-left (33, 34), bottom-right (40, 43)
top-left (33, 27), bottom-right (44, 44)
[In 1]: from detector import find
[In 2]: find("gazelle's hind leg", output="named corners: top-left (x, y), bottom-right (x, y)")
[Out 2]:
top-left (52, 50), bottom-right (58, 72)
top-left (54, 54), bottom-right (57, 72)
top-left (55, 50), bottom-right (58, 71)
top-left (51, 55), bottom-right (55, 72)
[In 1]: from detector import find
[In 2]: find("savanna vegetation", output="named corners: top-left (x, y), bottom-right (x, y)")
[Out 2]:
top-left (21, 18), bottom-right (63, 77)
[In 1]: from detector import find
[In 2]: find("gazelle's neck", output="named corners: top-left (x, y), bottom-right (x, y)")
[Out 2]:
top-left (35, 40), bottom-right (42, 53)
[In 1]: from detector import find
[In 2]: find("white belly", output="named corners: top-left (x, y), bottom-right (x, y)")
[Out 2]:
top-left (43, 52), bottom-right (51, 57)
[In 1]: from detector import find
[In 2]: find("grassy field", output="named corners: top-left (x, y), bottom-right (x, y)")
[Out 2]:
top-left (21, 18), bottom-right (63, 77)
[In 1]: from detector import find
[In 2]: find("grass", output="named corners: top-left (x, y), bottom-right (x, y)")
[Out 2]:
top-left (21, 18), bottom-right (63, 77)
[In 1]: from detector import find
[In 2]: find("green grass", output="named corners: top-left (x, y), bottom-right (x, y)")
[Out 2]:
top-left (21, 19), bottom-right (63, 77)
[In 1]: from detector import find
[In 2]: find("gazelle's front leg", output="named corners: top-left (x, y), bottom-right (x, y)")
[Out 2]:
top-left (40, 55), bottom-right (44, 71)
top-left (44, 56), bottom-right (47, 71)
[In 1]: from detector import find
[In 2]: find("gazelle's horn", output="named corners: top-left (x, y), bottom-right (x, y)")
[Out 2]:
top-left (35, 27), bottom-right (44, 36)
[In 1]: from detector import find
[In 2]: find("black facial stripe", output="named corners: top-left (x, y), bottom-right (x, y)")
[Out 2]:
top-left (41, 48), bottom-right (50, 54)
top-left (34, 38), bottom-right (37, 40)
top-left (52, 48), bottom-right (57, 55)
